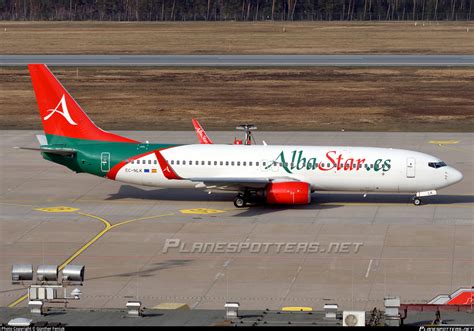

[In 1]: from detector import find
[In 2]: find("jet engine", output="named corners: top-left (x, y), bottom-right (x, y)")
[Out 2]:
top-left (265, 182), bottom-right (311, 205)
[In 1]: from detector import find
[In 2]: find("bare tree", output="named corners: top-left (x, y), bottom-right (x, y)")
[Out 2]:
top-left (413, 0), bottom-right (416, 20)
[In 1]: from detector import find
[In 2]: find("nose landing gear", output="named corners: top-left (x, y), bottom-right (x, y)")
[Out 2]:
top-left (412, 190), bottom-right (437, 206)
top-left (412, 197), bottom-right (422, 206)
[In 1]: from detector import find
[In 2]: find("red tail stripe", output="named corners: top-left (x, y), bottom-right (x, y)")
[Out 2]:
top-left (28, 64), bottom-right (138, 143)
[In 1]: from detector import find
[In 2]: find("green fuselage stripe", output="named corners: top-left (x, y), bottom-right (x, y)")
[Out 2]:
top-left (43, 134), bottom-right (179, 177)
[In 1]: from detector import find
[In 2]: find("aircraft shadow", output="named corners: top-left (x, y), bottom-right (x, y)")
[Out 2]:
top-left (232, 203), bottom-right (340, 217)
top-left (106, 185), bottom-right (340, 215)
top-left (106, 185), bottom-right (232, 202)
top-left (314, 192), bottom-right (474, 205)
top-left (108, 185), bottom-right (474, 206)
top-left (86, 259), bottom-right (192, 281)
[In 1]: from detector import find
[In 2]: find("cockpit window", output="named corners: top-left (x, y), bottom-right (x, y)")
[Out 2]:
top-left (428, 161), bottom-right (447, 169)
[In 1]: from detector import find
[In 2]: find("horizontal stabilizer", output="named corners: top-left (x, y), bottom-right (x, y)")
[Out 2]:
top-left (15, 146), bottom-right (76, 156)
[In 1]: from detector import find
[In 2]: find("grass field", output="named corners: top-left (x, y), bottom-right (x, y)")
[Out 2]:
top-left (1, 67), bottom-right (472, 132)
top-left (1, 21), bottom-right (473, 55)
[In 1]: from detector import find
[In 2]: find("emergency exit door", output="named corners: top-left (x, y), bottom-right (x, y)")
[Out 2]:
top-left (406, 158), bottom-right (416, 178)
top-left (101, 152), bottom-right (110, 172)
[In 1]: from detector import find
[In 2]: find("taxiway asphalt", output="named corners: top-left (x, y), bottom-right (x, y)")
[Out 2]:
top-left (1, 130), bottom-right (472, 311)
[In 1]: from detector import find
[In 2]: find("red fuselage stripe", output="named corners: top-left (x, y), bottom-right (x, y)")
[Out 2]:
top-left (106, 147), bottom-right (181, 180)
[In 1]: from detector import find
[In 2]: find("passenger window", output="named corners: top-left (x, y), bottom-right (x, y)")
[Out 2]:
top-left (183, 161), bottom-right (186, 165)
top-left (231, 161), bottom-right (235, 166)
top-left (131, 160), bottom-right (135, 164)
top-left (177, 160), bottom-right (180, 165)
top-left (243, 162), bottom-right (246, 166)
top-left (220, 161), bottom-right (223, 166)
top-left (237, 161), bottom-right (240, 166)
top-left (189, 161), bottom-right (193, 165)
top-left (249, 162), bottom-right (252, 166)
top-left (208, 161), bottom-right (211, 165)
top-left (262, 162), bottom-right (266, 166)
top-left (226, 161), bottom-right (229, 166)
top-left (170, 160), bottom-right (174, 165)
top-left (201, 161), bottom-right (205, 165)
top-left (214, 161), bottom-right (217, 165)
top-left (148, 160), bottom-right (151, 164)
top-left (154, 160), bottom-right (157, 165)
top-left (256, 162), bottom-right (259, 166)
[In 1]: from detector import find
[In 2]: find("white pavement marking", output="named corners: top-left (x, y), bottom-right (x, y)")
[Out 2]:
top-left (365, 259), bottom-right (374, 278)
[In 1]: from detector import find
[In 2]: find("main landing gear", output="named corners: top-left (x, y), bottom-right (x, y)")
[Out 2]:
top-left (233, 190), bottom-right (262, 208)
top-left (233, 194), bottom-right (246, 208)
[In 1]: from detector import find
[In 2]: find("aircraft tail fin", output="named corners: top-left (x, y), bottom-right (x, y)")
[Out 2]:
top-left (28, 64), bottom-right (138, 145)
top-left (192, 118), bottom-right (213, 144)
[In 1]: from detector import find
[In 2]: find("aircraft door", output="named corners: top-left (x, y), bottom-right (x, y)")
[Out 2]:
top-left (406, 158), bottom-right (416, 178)
top-left (101, 152), bottom-right (110, 172)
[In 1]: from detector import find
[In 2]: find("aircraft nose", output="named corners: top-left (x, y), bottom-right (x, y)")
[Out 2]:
top-left (448, 167), bottom-right (463, 184)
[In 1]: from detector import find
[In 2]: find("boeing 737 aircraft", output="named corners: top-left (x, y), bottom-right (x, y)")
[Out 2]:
top-left (24, 64), bottom-right (463, 208)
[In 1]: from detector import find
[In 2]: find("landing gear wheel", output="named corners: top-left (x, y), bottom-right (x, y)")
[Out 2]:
top-left (413, 197), bottom-right (422, 206)
top-left (234, 195), bottom-right (246, 208)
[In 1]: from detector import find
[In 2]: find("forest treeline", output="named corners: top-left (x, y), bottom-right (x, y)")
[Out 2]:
top-left (1, 0), bottom-right (472, 21)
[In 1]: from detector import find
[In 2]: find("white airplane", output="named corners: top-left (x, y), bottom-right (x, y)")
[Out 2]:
top-left (25, 64), bottom-right (463, 208)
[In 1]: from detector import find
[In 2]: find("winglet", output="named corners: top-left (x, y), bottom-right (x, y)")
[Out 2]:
top-left (155, 150), bottom-right (182, 180)
top-left (192, 119), bottom-right (213, 144)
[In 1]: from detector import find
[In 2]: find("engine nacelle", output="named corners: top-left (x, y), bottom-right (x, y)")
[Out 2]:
top-left (266, 182), bottom-right (311, 205)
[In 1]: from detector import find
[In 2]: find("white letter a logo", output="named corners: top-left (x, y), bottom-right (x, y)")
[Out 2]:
top-left (44, 94), bottom-right (78, 125)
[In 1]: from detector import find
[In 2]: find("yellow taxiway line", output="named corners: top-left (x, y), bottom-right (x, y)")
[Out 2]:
top-left (111, 213), bottom-right (174, 229)
top-left (7, 209), bottom-right (174, 308)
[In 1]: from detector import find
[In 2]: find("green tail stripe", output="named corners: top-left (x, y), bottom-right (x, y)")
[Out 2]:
top-left (42, 134), bottom-right (180, 177)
